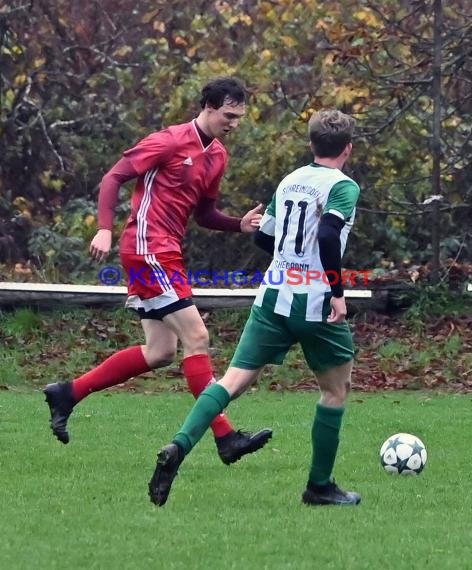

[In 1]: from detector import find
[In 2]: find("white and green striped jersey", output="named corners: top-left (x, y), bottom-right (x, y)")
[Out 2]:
top-left (255, 163), bottom-right (360, 321)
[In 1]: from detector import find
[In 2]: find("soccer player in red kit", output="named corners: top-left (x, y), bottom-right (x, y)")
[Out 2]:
top-left (44, 77), bottom-right (272, 465)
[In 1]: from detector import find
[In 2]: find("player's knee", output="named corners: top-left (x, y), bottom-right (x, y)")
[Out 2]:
top-left (181, 326), bottom-right (209, 353)
top-left (320, 382), bottom-right (349, 407)
top-left (144, 347), bottom-right (176, 369)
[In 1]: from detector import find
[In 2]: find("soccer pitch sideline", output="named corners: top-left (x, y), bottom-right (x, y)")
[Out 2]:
top-left (1, 391), bottom-right (471, 570)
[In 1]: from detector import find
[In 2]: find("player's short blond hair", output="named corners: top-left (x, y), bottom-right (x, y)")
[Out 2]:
top-left (308, 110), bottom-right (356, 158)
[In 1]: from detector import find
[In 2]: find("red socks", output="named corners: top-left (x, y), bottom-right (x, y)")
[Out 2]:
top-left (71, 345), bottom-right (150, 403)
top-left (182, 354), bottom-right (233, 438)
top-left (71, 348), bottom-right (233, 439)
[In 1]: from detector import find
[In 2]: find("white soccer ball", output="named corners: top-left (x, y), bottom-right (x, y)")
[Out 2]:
top-left (380, 433), bottom-right (427, 475)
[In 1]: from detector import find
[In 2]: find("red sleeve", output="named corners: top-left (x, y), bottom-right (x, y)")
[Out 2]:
top-left (206, 170), bottom-right (224, 200)
top-left (123, 130), bottom-right (175, 175)
top-left (193, 197), bottom-right (242, 232)
top-left (205, 146), bottom-right (228, 200)
top-left (97, 156), bottom-right (138, 230)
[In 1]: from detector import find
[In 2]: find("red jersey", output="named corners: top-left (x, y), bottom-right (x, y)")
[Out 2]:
top-left (119, 120), bottom-right (227, 254)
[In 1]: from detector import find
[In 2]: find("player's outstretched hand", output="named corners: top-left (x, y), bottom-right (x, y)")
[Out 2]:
top-left (327, 296), bottom-right (347, 323)
top-left (240, 203), bottom-right (264, 233)
top-left (89, 229), bottom-right (112, 262)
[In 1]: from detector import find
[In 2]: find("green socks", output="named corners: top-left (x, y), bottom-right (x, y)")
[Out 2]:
top-left (308, 403), bottom-right (345, 486)
top-left (171, 387), bottom-right (344, 485)
top-left (173, 383), bottom-right (231, 454)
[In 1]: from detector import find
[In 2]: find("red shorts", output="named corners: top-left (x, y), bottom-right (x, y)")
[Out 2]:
top-left (120, 251), bottom-right (193, 313)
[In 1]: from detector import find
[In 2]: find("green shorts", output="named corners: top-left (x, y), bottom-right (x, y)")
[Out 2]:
top-left (231, 291), bottom-right (354, 374)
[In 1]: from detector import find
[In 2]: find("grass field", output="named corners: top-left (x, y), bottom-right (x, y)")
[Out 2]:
top-left (1, 390), bottom-right (471, 570)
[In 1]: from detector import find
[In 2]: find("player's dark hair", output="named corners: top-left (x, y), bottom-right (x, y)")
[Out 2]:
top-left (308, 110), bottom-right (356, 158)
top-left (200, 77), bottom-right (247, 109)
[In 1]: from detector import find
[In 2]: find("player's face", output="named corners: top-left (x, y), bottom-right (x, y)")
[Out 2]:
top-left (207, 98), bottom-right (246, 140)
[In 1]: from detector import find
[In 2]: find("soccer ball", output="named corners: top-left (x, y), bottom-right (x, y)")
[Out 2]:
top-left (380, 433), bottom-right (427, 475)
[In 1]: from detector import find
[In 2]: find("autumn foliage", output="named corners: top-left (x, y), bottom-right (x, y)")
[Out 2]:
top-left (0, 0), bottom-right (471, 280)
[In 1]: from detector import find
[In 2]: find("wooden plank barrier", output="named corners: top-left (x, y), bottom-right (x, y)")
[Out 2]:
top-left (0, 282), bottom-right (385, 313)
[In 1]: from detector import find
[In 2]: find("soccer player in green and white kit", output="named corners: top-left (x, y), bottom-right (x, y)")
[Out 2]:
top-left (149, 109), bottom-right (361, 507)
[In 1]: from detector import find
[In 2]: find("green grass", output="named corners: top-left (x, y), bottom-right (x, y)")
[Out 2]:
top-left (1, 390), bottom-right (471, 569)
